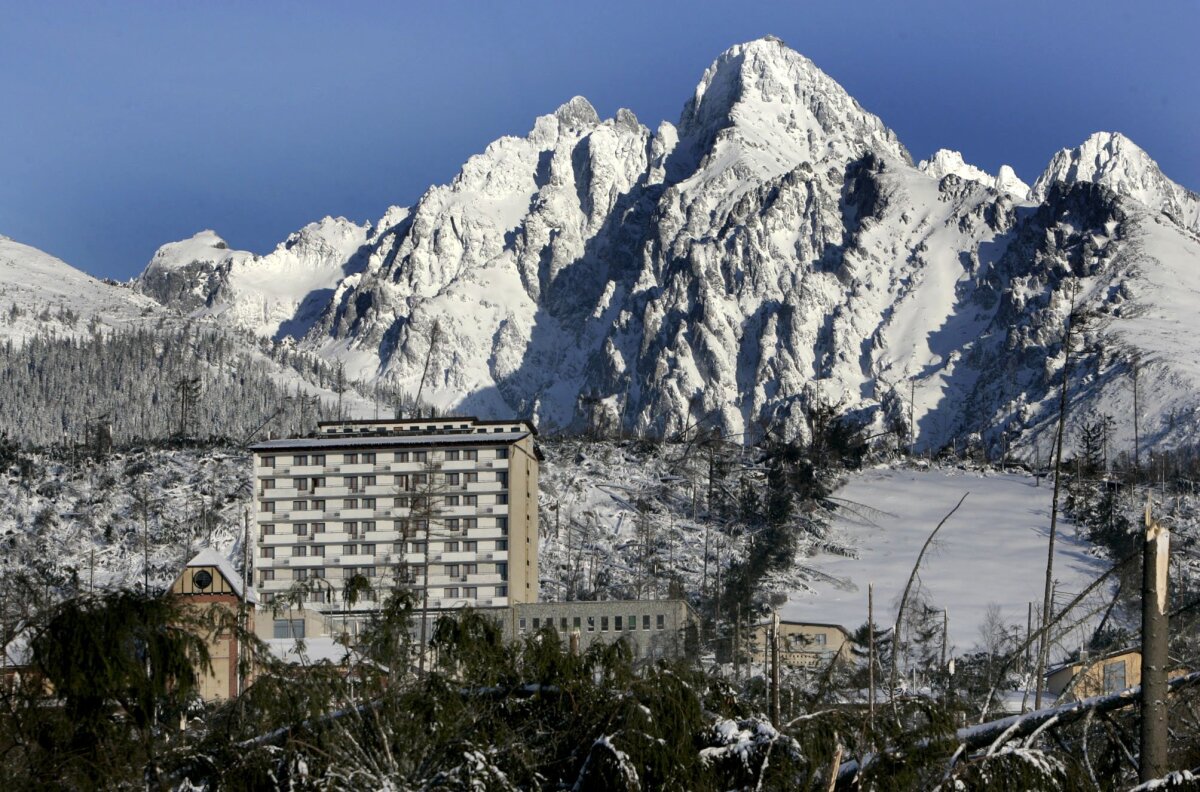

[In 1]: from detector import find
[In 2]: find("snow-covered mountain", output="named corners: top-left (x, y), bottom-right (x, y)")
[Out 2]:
top-left (0, 234), bottom-right (166, 341)
top-left (1032, 132), bottom-right (1200, 233)
top-left (918, 149), bottom-right (1030, 199)
top-left (138, 217), bottom-right (371, 339)
top-left (116, 36), bottom-right (1200, 456)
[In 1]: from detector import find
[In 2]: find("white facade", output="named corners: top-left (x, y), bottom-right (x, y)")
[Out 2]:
top-left (250, 417), bottom-right (539, 631)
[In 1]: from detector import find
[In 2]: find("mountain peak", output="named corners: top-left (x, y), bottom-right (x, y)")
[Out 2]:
top-left (918, 149), bottom-right (1030, 199)
top-left (554, 96), bottom-right (600, 130)
top-left (675, 37), bottom-right (910, 183)
top-left (1032, 131), bottom-right (1200, 231)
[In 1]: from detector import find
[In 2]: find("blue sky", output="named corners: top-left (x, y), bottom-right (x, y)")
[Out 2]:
top-left (2, 1), bottom-right (1197, 280)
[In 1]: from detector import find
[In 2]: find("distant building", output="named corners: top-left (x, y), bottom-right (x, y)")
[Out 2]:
top-left (748, 620), bottom-right (852, 670)
top-left (250, 417), bottom-right (540, 639)
top-left (501, 599), bottom-right (700, 662)
top-left (1044, 647), bottom-right (1193, 700)
top-left (168, 548), bottom-right (256, 702)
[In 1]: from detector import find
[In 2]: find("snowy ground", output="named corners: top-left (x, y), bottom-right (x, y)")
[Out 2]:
top-left (781, 466), bottom-right (1109, 660)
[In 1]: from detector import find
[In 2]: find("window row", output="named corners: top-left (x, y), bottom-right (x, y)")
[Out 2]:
top-left (261, 447), bottom-right (510, 468)
top-left (518, 613), bottom-right (667, 633)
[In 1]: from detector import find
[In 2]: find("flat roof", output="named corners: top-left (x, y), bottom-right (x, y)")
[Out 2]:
top-left (316, 416), bottom-right (537, 435)
top-left (250, 431), bottom-right (530, 452)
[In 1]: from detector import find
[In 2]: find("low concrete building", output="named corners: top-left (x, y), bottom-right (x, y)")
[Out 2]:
top-left (501, 600), bottom-right (699, 662)
top-left (748, 620), bottom-right (852, 670)
top-left (1043, 647), bottom-right (1190, 700)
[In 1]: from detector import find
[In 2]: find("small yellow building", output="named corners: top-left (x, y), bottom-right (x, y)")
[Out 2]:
top-left (169, 549), bottom-right (256, 702)
top-left (1047, 647), bottom-right (1140, 700)
top-left (749, 620), bottom-right (852, 670)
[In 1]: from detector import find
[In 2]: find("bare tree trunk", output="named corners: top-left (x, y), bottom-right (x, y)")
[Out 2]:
top-left (1139, 498), bottom-right (1170, 782)
top-left (1035, 288), bottom-right (1077, 709)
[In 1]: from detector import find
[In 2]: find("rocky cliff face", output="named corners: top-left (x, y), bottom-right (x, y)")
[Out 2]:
top-left (135, 37), bottom-right (1200, 454)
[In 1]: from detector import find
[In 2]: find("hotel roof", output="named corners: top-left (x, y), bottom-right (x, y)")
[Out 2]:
top-left (250, 430), bottom-right (530, 452)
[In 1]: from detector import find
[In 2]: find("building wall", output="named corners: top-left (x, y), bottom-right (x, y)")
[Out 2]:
top-left (169, 566), bottom-right (253, 702)
top-left (1048, 651), bottom-right (1143, 699)
top-left (252, 418), bottom-right (537, 632)
top-left (504, 600), bottom-right (698, 661)
top-left (748, 622), bottom-right (851, 670)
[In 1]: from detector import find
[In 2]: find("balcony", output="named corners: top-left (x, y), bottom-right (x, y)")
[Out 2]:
top-left (287, 556), bottom-right (326, 567)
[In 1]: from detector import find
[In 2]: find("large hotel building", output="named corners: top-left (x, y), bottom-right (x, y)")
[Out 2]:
top-left (250, 417), bottom-right (539, 633)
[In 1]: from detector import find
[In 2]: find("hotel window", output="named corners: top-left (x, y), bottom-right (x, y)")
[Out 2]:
top-left (446, 450), bottom-right (460, 461)
top-left (312, 454), bottom-right (325, 465)
top-left (293, 455), bottom-right (308, 465)
top-left (296, 523), bottom-right (308, 536)
top-left (344, 544), bottom-right (357, 555)
top-left (295, 477), bottom-right (309, 491)
top-left (587, 617), bottom-right (595, 632)
top-left (312, 568), bottom-right (325, 579)
top-left (497, 563), bottom-right (507, 580)
top-left (363, 498), bottom-right (376, 509)
top-left (447, 518), bottom-right (460, 533)
top-left (601, 616), bottom-right (609, 632)
top-left (446, 565), bottom-right (460, 577)
top-left (532, 617), bottom-right (540, 629)
top-left (293, 500), bottom-right (307, 511)
top-left (363, 544), bottom-right (376, 556)
top-left (343, 499), bottom-right (358, 509)
top-left (445, 541), bottom-right (460, 553)
top-left (414, 451), bottom-right (428, 462)
top-left (346, 476), bottom-right (360, 492)
top-left (346, 520), bottom-right (359, 537)
top-left (362, 520), bottom-right (376, 533)
top-left (497, 517), bottom-right (508, 534)
top-left (643, 615), bottom-right (651, 630)
top-left (464, 472), bottom-right (479, 484)
top-left (312, 499), bottom-right (326, 511)
top-left (261, 569), bottom-right (275, 581)
top-left (464, 540), bottom-right (477, 552)
top-left (414, 473), bottom-right (428, 486)
top-left (362, 452), bottom-right (376, 464)
top-left (295, 569), bottom-right (309, 581)
top-left (345, 453), bottom-right (359, 464)
top-left (446, 472), bottom-right (461, 486)
top-left (497, 472), bottom-right (508, 487)
top-left (312, 477), bottom-right (326, 489)
top-left (294, 546), bottom-right (308, 557)
top-left (463, 495), bottom-right (477, 506)
top-left (463, 518), bottom-right (477, 531)
top-left (496, 585), bottom-right (507, 597)
top-left (463, 587), bottom-right (477, 600)
top-left (657, 615), bottom-right (665, 630)
top-left (312, 545), bottom-right (325, 557)
top-left (573, 617), bottom-right (581, 630)
top-left (463, 563), bottom-right (477, 575)
top-left (396, 474), bottom-right (410, 490)
top-left (445, 495), bottom-right (460, 506)
top-left (262, 478), bottom-right (276, 490)
top-left (393, 542), bottom-right (405, 553)
top-left (464, 449), bottom-right (477, 461)
top-left (445, 587), bottom-right (459, 599)
top-left (262, 456), bottom-right (276, 468)
top-left (615, 616), bottom-right (623, 631)
top-left (560, 617), bottom-right (567, 631)
top-left (496, 539), bottom-right (508, 551)
top-left (261, 524), bottom-right (275, 536)
top-left (519, 617), bottom-right (527, 632)
top-left (261, 547), bottom-right (275, 559)
top-left (497, 493), bottom-right (509, 505)
top-left (629, 615), bottom-right (637, 631)
top-left (363, 475), bottom-right (376, 487)
top-left (313, 522), bottom-right (326, 534)
top-left (496, 447), bottom-right (509, 459)
top-left (396, 451), bottom-right (409, 462)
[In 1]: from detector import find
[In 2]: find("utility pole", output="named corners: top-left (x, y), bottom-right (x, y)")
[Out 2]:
top-left (868, 583), bottom-right (876, 724)
top-left (770, 609), bottom-right (780, 727)
top-left (1139, 497), bottom-right (1170, 782)
top-left (239, 508), bottom-right (250, 697)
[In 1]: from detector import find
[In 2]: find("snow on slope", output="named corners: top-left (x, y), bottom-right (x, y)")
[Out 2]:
top-left (1033, 132), bottom-right (1200, 233)
top-left (0, 234), bottom-right (164, 342)
top-left (139, 217), bottom-right (371, 340)
top-left (918, 149), bottom-right (1030, 200)
top-left (781, 467), bottom-right (1106, 658)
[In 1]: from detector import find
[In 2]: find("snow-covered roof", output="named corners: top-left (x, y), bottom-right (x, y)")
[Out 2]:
top-left (265, 636), bottom-right (354, 665)
top-left (250, 431), bottom-right (529, 451)
top-left (180, 548), bottom-right (258, 603)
